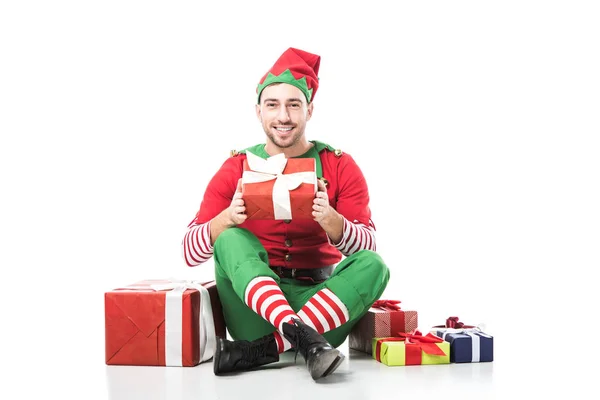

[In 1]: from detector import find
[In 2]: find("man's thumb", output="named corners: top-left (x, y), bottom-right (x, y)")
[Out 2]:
top-left (318, 178), bottom-right (326, 191)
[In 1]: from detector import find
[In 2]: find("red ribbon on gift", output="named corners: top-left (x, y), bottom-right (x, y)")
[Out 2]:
top-left (375, 337), bottom-right (406, 362)
top-left (446, 316), bottom-right (463, 328)
top-left (433, 316), bottom-right (476, 330)
top-left (372, 299), bottom-right (402, 312)
top-left (371, 299), bottom-right (406, 336)
top-left (399, 331), bottom-right (447, 365)
top-left (375, 330), bottom-right (447, 365)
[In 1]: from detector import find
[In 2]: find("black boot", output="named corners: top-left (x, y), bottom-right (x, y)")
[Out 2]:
top-left (282, 318), bottom-right (345, 380)
top-left (213, 334), bottom-right (279, 376)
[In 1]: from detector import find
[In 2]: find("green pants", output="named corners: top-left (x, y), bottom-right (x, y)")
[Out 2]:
top-left (213, 227), bottom-right (390, 348)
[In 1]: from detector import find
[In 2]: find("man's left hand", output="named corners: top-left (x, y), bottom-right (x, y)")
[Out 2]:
top-left (312, 179), bottom-right (335, 223)
top-left (312, 178), bottom-right (344, 243)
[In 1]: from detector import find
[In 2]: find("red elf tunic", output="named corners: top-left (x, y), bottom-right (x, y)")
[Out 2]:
top-left (183, 140), bottom-right (376, 270)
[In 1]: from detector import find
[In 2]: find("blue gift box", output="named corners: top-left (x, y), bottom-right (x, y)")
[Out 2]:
top-left (434, 329), bottom-right (493, 363)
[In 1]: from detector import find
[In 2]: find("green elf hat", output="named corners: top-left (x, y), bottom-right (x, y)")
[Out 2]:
top-left (256, 47), bottom-right (321, 104)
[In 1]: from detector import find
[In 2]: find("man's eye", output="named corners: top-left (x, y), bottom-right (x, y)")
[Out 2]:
top-left (289, 103), bottom-right (300, 108)
top-left (266, 103), bottom-right (276, 107)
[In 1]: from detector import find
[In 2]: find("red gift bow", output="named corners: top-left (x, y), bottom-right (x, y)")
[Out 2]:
top-left (375, 330), bottom-right (447, 365)
top-left (372, 299), bottom-right (402, 311)
top-left (444, 316), bottom-right (475, 329)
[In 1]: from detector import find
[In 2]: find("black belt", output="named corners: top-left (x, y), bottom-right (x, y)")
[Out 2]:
top-left (270, 265), bottom-right (334, 283)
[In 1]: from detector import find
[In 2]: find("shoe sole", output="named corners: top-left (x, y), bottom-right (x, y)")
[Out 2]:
top-left (322, 352), bottom-right (345, 377)
top-left (309, 348), bottom-right (345, 380)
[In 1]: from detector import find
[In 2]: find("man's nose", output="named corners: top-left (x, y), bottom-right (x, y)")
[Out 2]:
top-left (277, 106), bottom-right (291, 122)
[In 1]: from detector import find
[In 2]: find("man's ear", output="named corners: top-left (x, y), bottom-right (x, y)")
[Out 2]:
top-left (306, 102), bottom-right (314, 121)
top-left (255, 104), bottom-right (262, 121)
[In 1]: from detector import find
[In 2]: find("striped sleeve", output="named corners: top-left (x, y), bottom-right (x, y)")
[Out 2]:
top-left (329, 217), bottom-right (376, 256)
top-left (181, 221), bottom-right (214, 266)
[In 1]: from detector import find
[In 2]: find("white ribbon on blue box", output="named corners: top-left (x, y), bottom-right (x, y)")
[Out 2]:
top-left (435, 327), bottom-right (493, 363)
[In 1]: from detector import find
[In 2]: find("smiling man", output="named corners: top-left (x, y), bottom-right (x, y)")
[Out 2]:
top-left (259, 84), bottom-right (311, 155)
top-left (182, 48), bottom-right (389, 380)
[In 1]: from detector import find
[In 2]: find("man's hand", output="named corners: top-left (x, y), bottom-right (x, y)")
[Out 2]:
top-left (226, 178), bottom-right (247, 226)
top-left (210, 179), bottom-right (247, 245)
top-left (312, 178), bottom-right (335, 223)
top-left (312, 178), bottom-right (344, 244)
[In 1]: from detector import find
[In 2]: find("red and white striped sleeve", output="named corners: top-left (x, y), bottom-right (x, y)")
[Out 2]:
top-left (329, 217), bottom-right (376, 256)
top-left (181, 156), bottom-right (243, 267)
top-left (181, 221), bottom-right (214, 267)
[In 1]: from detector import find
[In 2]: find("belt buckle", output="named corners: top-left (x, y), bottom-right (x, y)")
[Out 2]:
top-left (272, 266), bottom-right (283, 278)
top-left (291, 268), bottom-right (297, 278)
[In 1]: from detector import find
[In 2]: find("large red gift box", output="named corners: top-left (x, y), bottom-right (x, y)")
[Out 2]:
top-left (349, 300), bottom-right (419, 355)
top-left (242, 151), bottom-right (317, 220)
top-left (105, 279), bottom-right (226, 367)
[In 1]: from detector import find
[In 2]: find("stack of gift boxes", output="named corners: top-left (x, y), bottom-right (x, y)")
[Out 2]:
top-left (104, 152), bottom-right (493, 368)
top-left (348, 303), bottom-right (494, 366)
top-left (104, 283), bottom-right (494, 368)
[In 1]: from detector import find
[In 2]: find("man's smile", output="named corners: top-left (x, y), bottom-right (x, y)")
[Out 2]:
top-left (274, 126), bottom-right (294, 134)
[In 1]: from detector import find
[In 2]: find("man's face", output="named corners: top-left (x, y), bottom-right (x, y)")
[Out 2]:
top-left (256, 83), bottom-right (313, 150)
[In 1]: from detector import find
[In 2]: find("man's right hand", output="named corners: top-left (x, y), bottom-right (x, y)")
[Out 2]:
top-left (226, 178), bottom-right (247, 226)
top-left (210, 179), bottom-right (247, 245)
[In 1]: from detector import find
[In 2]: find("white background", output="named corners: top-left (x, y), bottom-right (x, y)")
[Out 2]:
top-left (1, 0), bottom-right (599, 398)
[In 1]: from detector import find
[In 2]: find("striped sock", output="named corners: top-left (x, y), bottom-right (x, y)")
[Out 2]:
top-left (272, 331), bottom-right (293, 353)
top-left (297, 288), bottom-right (350, 334)
top-left (244, 277), bottom-right (299, 334)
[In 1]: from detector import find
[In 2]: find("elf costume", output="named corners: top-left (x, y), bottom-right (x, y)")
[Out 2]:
top-left (182, 48), bottom-right (389, 379)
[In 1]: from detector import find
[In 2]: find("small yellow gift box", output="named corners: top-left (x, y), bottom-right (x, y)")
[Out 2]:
top-left (373, 331), bottom-right (450, 366)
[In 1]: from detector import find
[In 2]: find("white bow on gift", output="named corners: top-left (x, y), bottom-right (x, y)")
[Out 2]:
top-left (439, 327), bottom-right (492, 363)
top-left (242, 151), bottom-right (317, 220)
top-left (150, 280), bottom-right (217, 366)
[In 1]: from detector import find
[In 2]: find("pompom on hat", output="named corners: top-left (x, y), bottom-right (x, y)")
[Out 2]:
top-left (256, 47), bottom-right (320, 104)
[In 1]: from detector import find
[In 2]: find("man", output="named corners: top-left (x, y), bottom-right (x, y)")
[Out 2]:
top-left (182, 47), bottom-right (389, 380)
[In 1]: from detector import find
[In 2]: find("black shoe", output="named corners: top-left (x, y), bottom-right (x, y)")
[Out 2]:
top-left (213, 334), bottom-right (279, 376)
top-left (282, 318), bottom-right (345, 380)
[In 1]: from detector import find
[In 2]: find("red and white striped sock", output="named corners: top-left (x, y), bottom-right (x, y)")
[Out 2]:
top-left (297, 288), bottom-right (350, 334)
top-left (244, 277), bottom-right (298, 334)
top-left (272, 331), bottom-right (292, 353)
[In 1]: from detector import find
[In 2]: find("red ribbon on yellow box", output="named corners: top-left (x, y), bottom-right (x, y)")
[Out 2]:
top-left (375, 331), bottom-right (447, 365)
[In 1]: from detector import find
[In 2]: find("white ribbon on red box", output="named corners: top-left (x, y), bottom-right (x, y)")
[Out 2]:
top-left (149, 280), bottom-right (216, 366)
top-left (242, 151), bottom-right (316, 220)
top-left (123, 279), bottom-right (216, 366)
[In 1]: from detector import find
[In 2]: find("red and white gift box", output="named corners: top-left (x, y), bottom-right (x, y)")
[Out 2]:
top-left (105, 279), bottom-right (226, 367)
top-left (242, 151), bottom-right (317, 220)
top-left (349, 300), bottom-right (419, 355)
